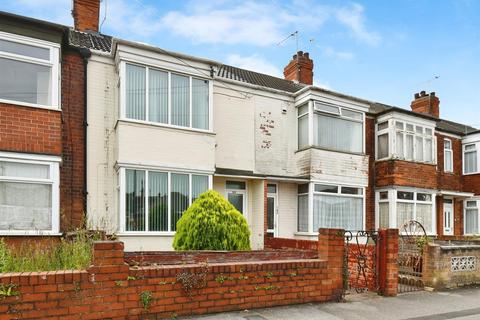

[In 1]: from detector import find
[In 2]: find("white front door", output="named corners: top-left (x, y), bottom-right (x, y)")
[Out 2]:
top-left (443, 198), bottom-right (454, 236)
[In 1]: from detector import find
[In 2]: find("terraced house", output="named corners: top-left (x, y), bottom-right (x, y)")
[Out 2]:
top-left (1, 0), bottom-right (479, 250)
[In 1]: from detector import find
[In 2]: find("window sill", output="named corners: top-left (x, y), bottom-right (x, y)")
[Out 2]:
top-left (117, 118), bottom-right (215, 135)
top-left (375, 158), bottom-right (437, 166)
top-left (0, 98), bottom-right (60, 112)
top-left (463, 172), bottom-right (480, 176)
top-left (0, 231), bottom-right (62, 236)
top-left (294, 231), bottom-right (318, 237)
top-left (295, 146), bottom-right (365, 157)
top-left (117, 232), bottom-right (176, 237)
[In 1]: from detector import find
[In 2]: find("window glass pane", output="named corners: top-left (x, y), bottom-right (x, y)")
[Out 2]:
top-left (445, 150), bottom-right (452, 172)
top-left (465, 150), bottom-right (478, 173)
top-left (379, 202), bottom-right (389, 228)
top-left (192, 78), bottom-right (209, 129)
top-left (0, 57), bottom-right (51, 105)
top-left (313, 194), bottom-right (363, 231)
top-left (466, 201), bottom-right (477, 207)
top-left (228, 192), bottom-right (244, 214)
top-left (0, 39), bottom-right (49, 60)
top-left (171, 173), bottom-right (189, 231)
top-left (298, 115), bottom-right (308, 149)
top-left (314, 184), bottom-right (338, 193)
top-left (415, 136), bottom-right (423, 161)
top-left (267, 196), bottom-right (275, 230)
top-left (314, 102), bottom-right (339, 114)
top-left (465, 209), bottom-right (478, 234)
top-left (406, 124), bottom-right (414, 132)
top-left (341, 187), bottom-right (362, 195)
top-left (267, 184), bottom-right (277, 194)
top-left (226, 181), bottom-right (246, 190)
top-left (378, 133), bottom-right (389, 158)
top-left (425, 138), bottom-right (433, 162)
top-left (148, 171), bottom-right (168, 231)
top-left (425, 128), bottom-right (433, 136)
top-left (397, 191), bottom-right (414, 200)
top-left (378, 121), bottom-right (388, 131)
top-left (417, 193), bottom-right (432, 202)
top-left (125, 64), bottom-right (146, 120)
top-left (298, 104), bottom-right (308, 116)
top-left (298, 184), bottom-right (309, 194)
top-left (379, 191), bottom-right (388, 200)
top-left (315, 113), bottom-right (363, 153)
top-left (465, 144), bottom-right (476, 151)
top-left (415, 126), bottom-right (423, 134)
top-left (444, 140), bottom-right (451, 150)
top-left (148, 69), bottom-right (168, 124)
top-left (297, 194), bottom-right (308, 232)
top-left (396, 132), bottom-right (404, 158)
top-left (406, 134), bottom-right (414, 159)
top-left (171, 74), bottom-right (190, 127)
top-left (192, 175), bottom-right (208, 201)
top-left (416, 203), bottom-right (432, 233)
top-left (125, 169), bottom-right (145, 231)
top-left (395, 121), bottom-right (404, 130)
top-left (0, 161), bottom-right (49, 179)
top-left (342, 109), bottom-right (362, 120)
top-left (443, 199), bottom-right (453, 204)
top-left (397, 202), bottom-right (414, 228)
top-left (0, 181), bottom-right (52, 230)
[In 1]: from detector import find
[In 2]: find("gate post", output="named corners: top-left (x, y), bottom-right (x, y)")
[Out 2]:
top-left (318, 228), bottom-right (345, 301)
top-left (377, 228), bottom-right (399, 296)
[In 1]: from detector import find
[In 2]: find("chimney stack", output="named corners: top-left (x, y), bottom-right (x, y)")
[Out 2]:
top-left (72, 0), bottom-right (100, 32)
top-left (410, 91), bottom-right (440, 118)
top-left (283, 51), bottom-right (314, 85)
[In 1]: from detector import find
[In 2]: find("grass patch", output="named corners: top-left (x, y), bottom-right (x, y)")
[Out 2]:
top-left (0, 230), bottom-right (97, 273)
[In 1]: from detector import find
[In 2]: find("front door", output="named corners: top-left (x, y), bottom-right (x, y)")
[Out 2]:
top-left (443, 198), bottom-right (454, 236)
top-left (267, 183), bottom-right (278, 236)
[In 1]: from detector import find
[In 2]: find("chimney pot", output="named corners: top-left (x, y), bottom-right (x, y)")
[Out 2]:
top-left (420, 90), bottom-right (426, 96)
top-left (414, 93), bottom-right (420, 99)
top-left (72, 0), bottom-right (100, 32)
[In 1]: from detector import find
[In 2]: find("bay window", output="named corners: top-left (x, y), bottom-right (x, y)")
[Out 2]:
top-left (123, 62), bottom-right (210, 130)
top-left (444, 139), bottom-right (453, 172)
top-left (122, 168), bottom-right (210, 233)
top-left (297, 183), bottom-right (364, 232)
top-left (0, 32), bottom-right (59, 108)
top-left (376, 118), bottom-right (436, 163)
top-left (464, 143), bottom-right (478, 174)
top-left (464, 200), bottom-right (479, 235)
top-left (0, 153), bottom-right (60, 234)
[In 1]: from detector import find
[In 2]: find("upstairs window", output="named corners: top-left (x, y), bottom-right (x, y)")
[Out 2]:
top-left (123, 63), bottom-right (210, 130)
top-left (464, 143), bottom-right (478, 174)
top-left (0, 32), bottom-right (59, 108)
top-left (376, 119), bottom-right (436, 164)
top-left (444, 139), bottom-right (453, 172)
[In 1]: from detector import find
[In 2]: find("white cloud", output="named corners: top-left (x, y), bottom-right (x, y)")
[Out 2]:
top-left (226, 54), bottom-right (282, 77)
top-left (324, 46), bottom-right (355, 60)
top-left (336, 3), bottom-right (381, 46)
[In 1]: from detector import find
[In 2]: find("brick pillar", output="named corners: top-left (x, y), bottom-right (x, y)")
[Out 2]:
top-left (377, 229), bottom-right (398, 296)
top-left (318, 228), bottom-right (345, 300)
top-left (422, 243), bottom-right (440, 289)
top-left (88, 241), bottom-right (129, 282)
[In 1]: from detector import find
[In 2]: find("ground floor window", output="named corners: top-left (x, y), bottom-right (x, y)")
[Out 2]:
top-left (226, 180), bottom-right (246, 215)
top-left (0, 152), bottom-right (60, 234)
top-left (121, 168), bottom-right (210, 233)
top-left (465, 200), bottom-right (479, 235)
top-left (297, 183), bottom-right (364, 232)
top-left (376, 188), bottom-right (435, 234)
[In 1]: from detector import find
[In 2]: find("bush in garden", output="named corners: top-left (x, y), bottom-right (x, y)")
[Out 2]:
top-left (173, 190), bottom-right (251, 251)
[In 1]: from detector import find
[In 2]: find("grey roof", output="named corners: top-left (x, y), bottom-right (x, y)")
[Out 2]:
top-left (69, 30), bottom-right (112, 52)
top-left (216, 64), bottom-right (305, 93)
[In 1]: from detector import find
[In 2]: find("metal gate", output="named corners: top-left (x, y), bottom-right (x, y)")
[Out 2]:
top-left (398, 220), bottom-right (427, 293)
top-left (343, 230), bottom-right (379, 296)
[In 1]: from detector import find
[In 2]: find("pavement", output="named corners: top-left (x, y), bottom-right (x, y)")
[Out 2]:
top-left (180, 287), bottom-right (480, 320)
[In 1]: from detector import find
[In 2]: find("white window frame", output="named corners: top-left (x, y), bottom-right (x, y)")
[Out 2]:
top-left (297, 182), bottom-right (365, 234)
top-left (463, 142), bottom-right (479, 175)
top-left (0, 31), bottom-right (60, 110)
top-left (375, 188), bottom-right (436, 235)
top-left (0, 151), bottom-right (60, 235)
top-left (118, 166), bottom-right (212, 235)
top-left (464, 199), bottom-right (480, 235)
top-left (444, 138), bottom-right (454, 173)
top-left (375, 115), bottom-right (436, 164)
top-left (119, 61), bottom-right (213, 133)
top-left (226, 180), bottom-right (248, 218)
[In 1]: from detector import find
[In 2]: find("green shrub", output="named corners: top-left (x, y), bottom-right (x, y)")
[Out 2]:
top-left (173, 190), bottom-right (251, 251)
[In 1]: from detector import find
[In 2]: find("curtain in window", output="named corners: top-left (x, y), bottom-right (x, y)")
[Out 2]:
top-left (379, 202), bottom-right (389, 228)
top-left (297, 195), bottom-right (308, 232)
top-left (425, 138), bottom-right (433, 162)
top-left (125, 169), bottom-right (145, 231)
top-left (465, 151), bottom-right (477, 173)
top-left (148, 171), bottom-right (168, 231)
top-left (171, 74), bottom-right (190, 127)
top-left (396, 202), bottom-right (413, 229)
top-left (465, 209), bottom-right (478, 234)
top-left (406, 134), bottom-right (414, 159)
top-left (125, 64), bottom-right (146, 120)
top-left (192, 175), bottom-right (208, 202)
top-left (148, 69), bottom-right (168, 124)
top-left (0, 182), bottom-right (52, 230)
top-left (415, 136), bottom-right (423, 161)
top-left (312, 194), bottom-right (363, 231)
top-left (396, 132), bottom-right (404, 158)
top-left (192, 79), bottom-right (209, 129)
top-left (170, 173), bottom-right (189, 231)
top-left (0, 161), bottom-right (49, 179)
top-left (314, 114), bottom-right (362, 153)
top-left (445, 150), bottom-right (452, 171)
top-left (298, 115), bottom-right (308, 149)
top-left (416, 203), bottom-right (432, 233)
top-left (378, 134), bottom-right (389, 158)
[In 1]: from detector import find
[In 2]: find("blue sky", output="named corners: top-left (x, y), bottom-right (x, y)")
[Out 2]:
top-left (2, 0), bottom-right (479, 126)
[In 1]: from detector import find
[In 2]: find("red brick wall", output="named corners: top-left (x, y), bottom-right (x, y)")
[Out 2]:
top-left (0, 241), bottom-right (342, 319)
top-left (72, 0), bottom-right (100, 32)
top-left (264, 237), bottom-right (318, 251)
top-left (60, 50), bottom-right (86, 231)
top-left (436, 133), bottom-right (463, 191)
top-left (375, 160), bottom-right (437, 189)
top-left (464, 174), bottom-right (480, 195)
top-left (346, 243), bottom-right (376, 291)
top-left (365, 117), bottom-right (375, 230)
top-left (0, 103), bottom-right (61, 155)
top-left (377, 229), bottom-right (398, 296)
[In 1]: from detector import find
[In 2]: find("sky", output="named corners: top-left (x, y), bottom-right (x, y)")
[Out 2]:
top-left (1, 0), bottom-right (479, 127)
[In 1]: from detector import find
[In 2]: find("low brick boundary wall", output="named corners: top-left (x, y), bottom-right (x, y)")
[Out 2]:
top-left (264, 236), bottom-right (318, 251)
top-left (0, 232), bottom-right (345, 319)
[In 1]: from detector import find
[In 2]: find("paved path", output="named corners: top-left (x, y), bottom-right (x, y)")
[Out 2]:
top-left (180, 287), bottom-right (480, 320)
